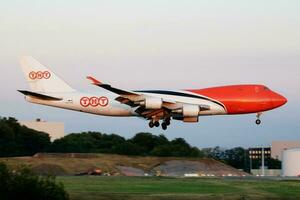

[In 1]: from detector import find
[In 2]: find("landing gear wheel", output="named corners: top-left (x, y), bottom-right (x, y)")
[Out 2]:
top-left (149, 121), bottom-right (154, 128)
top-left (162, 122), bottom-right (167, 130)
top-left (154, 121), bottom-right (160, 127)
top-left (255, 119), bottom-right (261, 125)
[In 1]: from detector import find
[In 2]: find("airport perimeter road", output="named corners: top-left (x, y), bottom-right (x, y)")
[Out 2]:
top-left (58, 176), bottom-right (300, 200)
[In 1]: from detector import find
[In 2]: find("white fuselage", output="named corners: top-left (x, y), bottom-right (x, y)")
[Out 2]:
top-left (25, 90), bottom-right (226, 117)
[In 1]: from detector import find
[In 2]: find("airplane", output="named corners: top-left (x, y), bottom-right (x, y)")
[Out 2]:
top-left (18, 56), bottom-right (287, 130)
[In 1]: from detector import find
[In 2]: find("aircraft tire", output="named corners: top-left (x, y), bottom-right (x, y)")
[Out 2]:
top-left (255, 119), bottom-right (261, 125)
top-left (149, 121), bottom-right (154, 128)
top-left (162, 122), bottom-right (167, 130)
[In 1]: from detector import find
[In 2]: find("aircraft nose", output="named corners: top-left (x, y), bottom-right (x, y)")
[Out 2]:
top-left (271, 92), bottom-right (287, 108)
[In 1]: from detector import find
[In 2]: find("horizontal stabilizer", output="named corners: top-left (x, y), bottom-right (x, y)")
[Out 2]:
top-left (18, 90), bottom-right (63, 101)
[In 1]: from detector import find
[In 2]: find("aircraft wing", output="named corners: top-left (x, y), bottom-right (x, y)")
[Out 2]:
top-left (87, 76), bottom-right (140, 96)
top-left (87, 76), bottom-right (179, 118)
top-left (87, 76), bottom-right (143, 106)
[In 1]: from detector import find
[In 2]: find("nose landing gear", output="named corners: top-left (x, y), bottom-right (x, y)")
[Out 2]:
top-left (255, 113), bottom-right (262, 125)
top-left (255, 119), bottom-right (261, 125)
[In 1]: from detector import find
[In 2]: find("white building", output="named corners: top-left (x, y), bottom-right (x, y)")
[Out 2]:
top-left (271, 141), bottom-right (300, 161)
top-left (20, 119), bottom-right (64, 141)
top-left (282, 148), bottom-right (300, 177)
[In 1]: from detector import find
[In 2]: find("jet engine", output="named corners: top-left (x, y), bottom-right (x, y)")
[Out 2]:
top-left (172, 104), bottom-right (200, 123)
top-left (172, 104), bottom-right (200, 116)
top-left (182, 104), bottom-right (200, 117)
top-left (139, 98), bottom-right (163, 109)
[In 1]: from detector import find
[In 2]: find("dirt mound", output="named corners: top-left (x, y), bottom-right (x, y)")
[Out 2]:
top-left (117, 165), bottom-right (146, 176)
top-left (152, 160), bottom-right (248, 177)
top-left (31, 163), bottom-right (66, 175)
top-left (2, 154), bottom-right (249, 177)
top-left (34, 153), bottom-right (100, 158)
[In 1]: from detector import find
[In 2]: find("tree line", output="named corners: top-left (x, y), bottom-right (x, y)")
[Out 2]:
top-left (0, 117), bottom-right (281, 171)
top-left (0, 117), bottom-right (50, 157)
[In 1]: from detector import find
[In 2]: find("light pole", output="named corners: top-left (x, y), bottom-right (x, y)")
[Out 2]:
top-left (249, 148), bottom-right (252, 174)
top-left (261, 147), bottom-right (265, 176)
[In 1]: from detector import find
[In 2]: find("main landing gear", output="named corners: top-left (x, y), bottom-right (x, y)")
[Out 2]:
top-left (161, 118), bottom-right (170, 130)
top-left (255, 113), bottom-right (262, 125)
top-left (149, 121), bottom-right (160, 128)
top-left (149, 118), bottom-right (171, 130)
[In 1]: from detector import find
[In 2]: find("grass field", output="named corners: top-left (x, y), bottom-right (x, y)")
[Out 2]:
top-left (58, 176), bottom-right (300, 200)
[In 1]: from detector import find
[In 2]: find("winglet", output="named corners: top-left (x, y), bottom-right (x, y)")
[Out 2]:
top-left (87, 76), bottom-right (102, 85)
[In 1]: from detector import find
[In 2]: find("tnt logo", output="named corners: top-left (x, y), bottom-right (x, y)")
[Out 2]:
top-left (89, 97), bottom-right (99, 107)
top-left (80, 97), bottom-right (109, 107)
top-left (80, 97), bottom-right (90, 107)
top-left (99, 97), bottom-right (109, 106)
top-left (29, 71), bottom-right (51, 80)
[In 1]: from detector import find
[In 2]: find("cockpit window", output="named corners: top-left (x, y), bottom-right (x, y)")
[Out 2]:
top-left (263, 86), bottom-right (270, 91)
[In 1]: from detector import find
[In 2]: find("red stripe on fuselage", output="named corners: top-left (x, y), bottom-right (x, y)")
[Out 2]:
top-left (186, 85), bottom-right (287, 114)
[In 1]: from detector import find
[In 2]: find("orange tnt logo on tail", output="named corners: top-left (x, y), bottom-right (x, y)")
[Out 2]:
top-left (29, 71), bottom-right (37, 79)
top-left (29, 71), bottom-right (51, 80)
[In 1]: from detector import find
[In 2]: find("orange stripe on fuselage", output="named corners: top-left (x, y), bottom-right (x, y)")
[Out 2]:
top-left (186, 85), bottom-right (275, 114)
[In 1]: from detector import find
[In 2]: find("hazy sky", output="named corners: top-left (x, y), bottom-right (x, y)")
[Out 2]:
top-left (1, 0), bottom-right (300, 148)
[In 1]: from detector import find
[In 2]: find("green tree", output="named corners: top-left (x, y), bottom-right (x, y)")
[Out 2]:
top-left (0, 117), bottom-right (51, 157)
top-left (0, 162), bottom-right (69, 200)
top-left (0, 121), bottom-right (16, 156)
top-left (224, 147), bottom-right (247, 169)
top-left (113, 141), bottom-right (144, 155)
top-left (50, 132), bottom-right (126, 153)
top-left (129, 132), bottom-right (169, 154)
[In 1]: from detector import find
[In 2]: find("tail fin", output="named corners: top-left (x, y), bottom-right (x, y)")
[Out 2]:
top-left (20, 56), bottom-right (75, 93)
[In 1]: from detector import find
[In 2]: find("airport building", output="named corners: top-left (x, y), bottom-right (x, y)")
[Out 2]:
top-left (249, 141), bottom-right (300, 176)
top-left (271, 141), bottom-right (300, 161)
top-left (282, 148), bottom-right (300, 176)
top-left (249, 147), bottom-right (271, 160)
top-left (248, 147), bottom-right (274, 176)
top-left (20, 119), bottom-right (64, 141)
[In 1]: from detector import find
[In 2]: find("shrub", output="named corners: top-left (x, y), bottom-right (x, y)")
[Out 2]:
top-left (0, 162), bottom-right (69, 200)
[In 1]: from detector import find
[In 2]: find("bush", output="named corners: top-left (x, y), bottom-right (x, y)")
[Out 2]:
top-left (0, 162), bottom-right (69, 200)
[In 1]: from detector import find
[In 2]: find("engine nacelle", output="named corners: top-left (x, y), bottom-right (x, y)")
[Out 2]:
top-left (182, 104), bottom-right (200, 117)
top-left (172, 104), bottom-right (200, 122)
top-left (183, 117), bottom-right (199, 123)
top-left (139, 98), bottom-right (163, 109)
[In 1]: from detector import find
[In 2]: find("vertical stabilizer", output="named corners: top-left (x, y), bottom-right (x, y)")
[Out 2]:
top-left (20, 56), bottom-right (75, 93)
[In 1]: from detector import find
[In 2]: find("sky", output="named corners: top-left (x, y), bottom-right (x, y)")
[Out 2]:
top-left (1, 0), bottom-right (300, 148)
